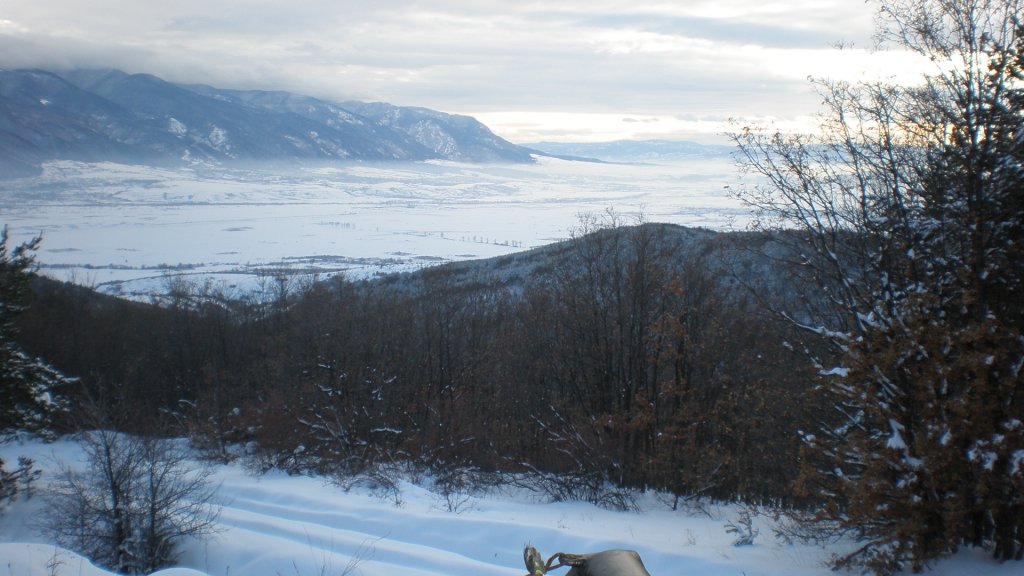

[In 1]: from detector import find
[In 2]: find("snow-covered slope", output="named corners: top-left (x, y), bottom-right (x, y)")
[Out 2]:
top-left (0, 439), bottom-right (1014, 576)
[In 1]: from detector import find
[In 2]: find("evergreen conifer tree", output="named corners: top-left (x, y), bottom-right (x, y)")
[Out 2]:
top-left (0, 227), bottom-right (70, 439)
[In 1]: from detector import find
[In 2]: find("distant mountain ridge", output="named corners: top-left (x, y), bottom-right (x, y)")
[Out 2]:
top-left (0, 68), bottom-right (535, 177)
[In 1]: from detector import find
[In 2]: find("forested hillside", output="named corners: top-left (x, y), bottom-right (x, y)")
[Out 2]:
top-left (13, 223), bottom-right (826, 506)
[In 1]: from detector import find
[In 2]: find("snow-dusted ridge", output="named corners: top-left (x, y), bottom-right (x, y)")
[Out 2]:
top-left (0, 68), bottom-right (534, 178)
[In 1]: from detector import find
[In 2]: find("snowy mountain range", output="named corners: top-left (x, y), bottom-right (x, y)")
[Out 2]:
top-left (0, 68), bottom-right (535, 177)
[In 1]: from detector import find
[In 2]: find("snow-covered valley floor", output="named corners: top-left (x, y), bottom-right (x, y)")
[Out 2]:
top-left (0, 438), bottom-right (1015, 576)
top-left (0, 157), bottom-right (747, 297)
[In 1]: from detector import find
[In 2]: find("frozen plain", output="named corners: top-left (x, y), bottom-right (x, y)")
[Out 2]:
top-left (0, 155), bottom-right (748, 297)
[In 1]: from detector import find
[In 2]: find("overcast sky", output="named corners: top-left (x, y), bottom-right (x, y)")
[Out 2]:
top-left (1, 1), bottom-right (924, 143)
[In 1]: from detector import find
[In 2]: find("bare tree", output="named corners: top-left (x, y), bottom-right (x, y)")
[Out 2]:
top-left (42, 429), bottom-right (220, 574)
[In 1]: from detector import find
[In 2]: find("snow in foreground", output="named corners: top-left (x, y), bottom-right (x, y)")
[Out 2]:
top-left (0, 439), bottom-right (1014, 576)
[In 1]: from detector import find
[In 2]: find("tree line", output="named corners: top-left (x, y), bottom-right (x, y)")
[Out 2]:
top-left (13, 220), bottom-right (821, 507)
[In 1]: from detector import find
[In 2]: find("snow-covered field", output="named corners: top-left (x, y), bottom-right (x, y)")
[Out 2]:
top-left (0, 438), bottom-right (1014, 576)
top-left (0, 157), bottom-right (747, 297)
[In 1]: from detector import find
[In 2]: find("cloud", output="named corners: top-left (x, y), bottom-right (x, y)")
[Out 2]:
top-left (0, 1), bottom-right (902, 142)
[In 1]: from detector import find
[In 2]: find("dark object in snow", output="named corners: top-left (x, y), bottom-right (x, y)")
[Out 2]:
top-left (524, 546), bottom-right (651, 576)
